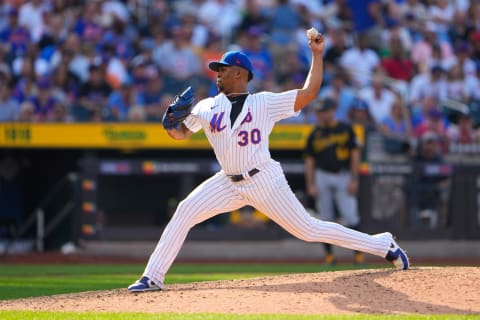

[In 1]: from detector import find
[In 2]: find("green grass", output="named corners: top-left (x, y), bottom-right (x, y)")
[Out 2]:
top-left (0, 311), bottom-right (476, 320)
top-left (0, 263), bottom-right (383, 300)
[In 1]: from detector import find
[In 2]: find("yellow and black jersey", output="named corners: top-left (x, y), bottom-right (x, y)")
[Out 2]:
top-left (304, 122), bottom-right (359, 173)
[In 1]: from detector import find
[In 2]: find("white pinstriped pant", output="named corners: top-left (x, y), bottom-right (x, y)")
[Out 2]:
top-left (143, 159), bottom-right (392, 286)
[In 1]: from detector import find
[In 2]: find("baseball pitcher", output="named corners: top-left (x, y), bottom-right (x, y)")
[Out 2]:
top-left (128, 28), bottom-right (409, 292)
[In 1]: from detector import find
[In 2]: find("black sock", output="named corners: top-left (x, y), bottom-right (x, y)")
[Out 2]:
top-left (324, 243), bottom-right (332, 254)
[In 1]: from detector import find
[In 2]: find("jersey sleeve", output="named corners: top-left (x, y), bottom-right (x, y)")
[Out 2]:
top-left (183, 115), bottom-right (202, 133)
top-left (264, 90), bottom-right (299, 122)
top-left (183, 99), bottom-right (207, 133)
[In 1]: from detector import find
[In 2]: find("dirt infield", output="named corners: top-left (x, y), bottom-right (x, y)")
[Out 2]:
top-left (1, 267), bottom-right (479, 315)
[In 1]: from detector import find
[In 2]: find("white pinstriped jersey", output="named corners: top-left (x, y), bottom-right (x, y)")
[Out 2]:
top-left (183, 90), bottom-right (299, 174)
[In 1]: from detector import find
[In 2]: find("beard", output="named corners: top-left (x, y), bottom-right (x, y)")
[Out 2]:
top-left (216, 79), bottom-right (224, 93)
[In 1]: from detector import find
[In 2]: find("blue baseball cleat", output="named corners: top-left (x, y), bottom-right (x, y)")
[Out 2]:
top-left (385, 236), bottom-right (410, 270)
top-left (128, 276), bottom-right (162, 292)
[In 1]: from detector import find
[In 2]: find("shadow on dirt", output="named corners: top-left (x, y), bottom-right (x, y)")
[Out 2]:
top-left (241, 268), bottom-right (472, 314)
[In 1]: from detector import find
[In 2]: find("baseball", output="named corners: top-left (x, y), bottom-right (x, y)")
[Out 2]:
top-left (306, 27), bottom-right (320, 41)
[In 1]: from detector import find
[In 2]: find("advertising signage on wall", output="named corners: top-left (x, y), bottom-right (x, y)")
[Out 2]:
top-left (0, 123), bottom-right (313, 150)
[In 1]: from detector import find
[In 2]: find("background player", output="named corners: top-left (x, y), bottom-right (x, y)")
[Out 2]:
top-left (304, 97), bottom-right (363, 265)
top-left (128, 28), bottom-right (409, 292)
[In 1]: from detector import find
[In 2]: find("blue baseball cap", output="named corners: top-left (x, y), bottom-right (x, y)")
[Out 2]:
top-left (209, 51), bottom-right (254, 81)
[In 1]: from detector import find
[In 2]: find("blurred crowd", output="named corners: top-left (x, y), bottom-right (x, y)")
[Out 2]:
top-left (0, 0), bottom-right (480, 154)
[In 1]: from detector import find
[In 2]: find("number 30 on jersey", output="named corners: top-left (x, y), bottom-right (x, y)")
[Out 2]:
top-left (238, 129), bottom-right (261, 146)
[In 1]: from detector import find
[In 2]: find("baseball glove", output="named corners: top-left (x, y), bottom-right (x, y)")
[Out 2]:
top-left (162, 86), bottom-right (195, 130)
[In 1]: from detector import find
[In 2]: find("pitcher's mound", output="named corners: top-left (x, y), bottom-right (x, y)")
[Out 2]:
top-left (1, 267), bottom-right (479, 314)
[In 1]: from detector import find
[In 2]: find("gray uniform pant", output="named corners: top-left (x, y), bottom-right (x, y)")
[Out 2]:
top-left (315, 169), bottom-right (360, 227)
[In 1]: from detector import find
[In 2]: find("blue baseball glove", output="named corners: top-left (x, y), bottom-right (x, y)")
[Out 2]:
top-left (162, 86), bottom-right (195, 130)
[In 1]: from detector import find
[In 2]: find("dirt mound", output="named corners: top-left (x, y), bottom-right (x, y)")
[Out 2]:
top-left (1, 267), bottom-right (479, 315)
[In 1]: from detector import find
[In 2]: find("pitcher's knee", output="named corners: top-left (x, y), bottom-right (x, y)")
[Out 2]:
top-left (177, 197), bottom-right (202, 215)
top-left (298, 233), bottom-right (317, 242)
top-left (294, 225), bottom-right (321, 242)
top-left (171, 200), bottom-right (196, 226)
